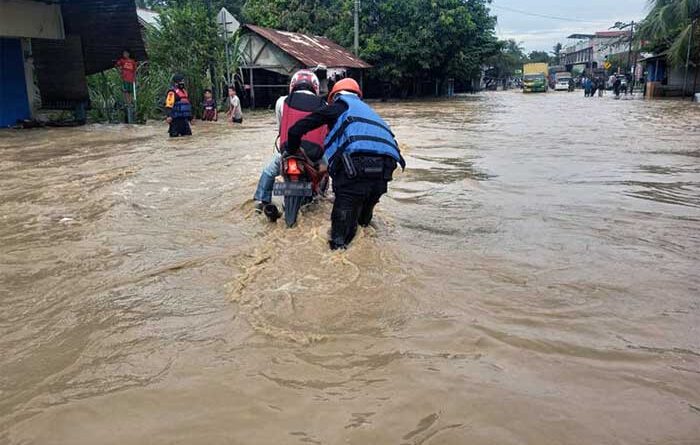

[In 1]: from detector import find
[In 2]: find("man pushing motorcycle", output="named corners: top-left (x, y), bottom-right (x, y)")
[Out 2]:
top-left (286, 78), bottom-right (405, 250)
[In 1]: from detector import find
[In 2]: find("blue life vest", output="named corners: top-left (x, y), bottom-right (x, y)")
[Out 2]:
top-left (324, 94), bottom-right (405, 169)
top-left (171, 87), bottom-right (192, 119)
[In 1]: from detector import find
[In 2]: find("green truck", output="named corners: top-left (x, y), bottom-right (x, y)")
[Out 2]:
top-left (522, 63), bottom-right (549, 93)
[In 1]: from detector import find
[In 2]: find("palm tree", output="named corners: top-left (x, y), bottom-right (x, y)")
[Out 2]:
top-left (639, 0), bottom-right (700, 66)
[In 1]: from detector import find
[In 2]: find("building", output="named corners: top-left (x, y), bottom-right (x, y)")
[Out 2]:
top-left (0, 0), bottom-right (145, 127)
top-left (562, 31), bottom-right (632, 74)
top-left (642, 55), bottom-right (699, 98)
top-left (238, 24), bottom-right (371, 108)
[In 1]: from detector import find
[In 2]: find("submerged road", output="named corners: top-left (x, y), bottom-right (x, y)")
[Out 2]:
top-left (1, 92), bottom-right (699, 444)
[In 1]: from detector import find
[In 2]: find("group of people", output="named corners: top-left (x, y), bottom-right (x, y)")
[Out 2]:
top-left (582, 76), bottom-right (606, 97)
top-left (581, 74), bottom-right (630, 99)
top-left (252, 70), bottom-right (405, 250)
top-left (114, 50), bottom-right (403, 250)
top-left (163, 75), bottom-right (244, 137)
top-left (147, 68), bottom-right (403, 250)
top-left (114, 50), bottom-right (243, 137)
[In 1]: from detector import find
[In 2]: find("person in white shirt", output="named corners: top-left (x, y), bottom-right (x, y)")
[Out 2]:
top-left (226, 87), bottom-right (243, 123)
top-left (253, 70), bottom-right (328, 212)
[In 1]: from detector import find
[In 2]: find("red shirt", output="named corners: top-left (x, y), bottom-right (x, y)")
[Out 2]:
top-left (116, 57), bottom-right (136, 82)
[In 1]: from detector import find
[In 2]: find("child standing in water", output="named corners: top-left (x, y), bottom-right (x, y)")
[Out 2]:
top-left (226, 86), bottom-right (243, 124)
top-left (201, 89), bottom-right (217, 121)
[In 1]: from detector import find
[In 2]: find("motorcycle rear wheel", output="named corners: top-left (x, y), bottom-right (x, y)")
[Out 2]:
top-left (284, 195), bottom-right (305, 227)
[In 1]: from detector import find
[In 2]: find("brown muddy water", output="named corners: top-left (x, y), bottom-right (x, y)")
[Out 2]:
top-left (1, 92), bottom-right (700, 444)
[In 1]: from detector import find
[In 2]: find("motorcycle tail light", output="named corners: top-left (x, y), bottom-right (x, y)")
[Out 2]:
top-left (287, 158), bottom-right (302, 175)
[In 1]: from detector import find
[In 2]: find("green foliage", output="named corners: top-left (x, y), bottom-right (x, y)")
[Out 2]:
top-left (147, 1), bottom-right (224, 113)
top-left (243, 0), bottom-right (497, 92)
top-left (552, 42), bottom-right (563, 65)
top-left (527, 50), bottom-right (551, 64)
top-left (87, 69), bottom-right (123, 123)
top-left (485, 39), bottom-right (527, 80)
top-left (133, 64), bottom-right (173, 120)
top-left (243, 0), bottom-right (336, 32)
top-left (638, 0), bottom-right (700, 66)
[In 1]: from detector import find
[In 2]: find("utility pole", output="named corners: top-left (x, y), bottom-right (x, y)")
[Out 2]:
top-left (626, 21), bottom-right (635, 93)
top-left (223, 10), bottom-right (230, 86)
top-left (205, 0), bottom-right (218, 99)
top-left (354, 0), bottom-right (360, 56)
top-left (683, 18), bottom-right (697, 100)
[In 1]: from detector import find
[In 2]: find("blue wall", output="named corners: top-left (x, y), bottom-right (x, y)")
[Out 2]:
top-left (0, 38), bottom-right (31, 127)
top-left (647, 59), bottom-right (667, 82)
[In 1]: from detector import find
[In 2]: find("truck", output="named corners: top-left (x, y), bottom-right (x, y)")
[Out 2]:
top-left (522, 63), bottom-right (549, 93)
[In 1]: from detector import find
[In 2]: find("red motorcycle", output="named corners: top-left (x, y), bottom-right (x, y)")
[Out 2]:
top-left (272, 150), bottom-right (328, 227)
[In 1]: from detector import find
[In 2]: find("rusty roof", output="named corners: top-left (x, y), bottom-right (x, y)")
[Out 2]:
top-left (243, 24), bottom-right (371, 69)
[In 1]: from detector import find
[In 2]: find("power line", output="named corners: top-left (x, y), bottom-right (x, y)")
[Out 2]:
top-left (490, 3), bottom-right (606, 24)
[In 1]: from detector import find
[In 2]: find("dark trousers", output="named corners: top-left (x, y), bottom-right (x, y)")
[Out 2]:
top-left (169, 118), bottom-right (192, 137)
top-left (330, 170), bottom-right (388, 249)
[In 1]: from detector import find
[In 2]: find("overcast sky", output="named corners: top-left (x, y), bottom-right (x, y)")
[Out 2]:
top-left (491, 0), bottom-right (650, 53)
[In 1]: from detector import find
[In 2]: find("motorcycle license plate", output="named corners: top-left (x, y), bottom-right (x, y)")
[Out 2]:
top-left (273, 181), bottom-right (313, 197)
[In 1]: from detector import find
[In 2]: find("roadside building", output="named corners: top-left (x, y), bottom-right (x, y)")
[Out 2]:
top-left (238, 24), bottom-right (371, 108)
top-left (562, 31), bottom-right (632, 75)
top-left (641, 55), bottom-right (699, 98)
top-left (0, 0), bottom-right (145, 127)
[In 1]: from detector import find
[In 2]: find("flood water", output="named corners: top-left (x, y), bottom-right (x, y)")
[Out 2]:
top-left (1, 92), bottom-right (699, 444)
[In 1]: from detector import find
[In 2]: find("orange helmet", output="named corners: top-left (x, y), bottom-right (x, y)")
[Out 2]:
top-left (289, 69), bottom-right (320, 95)
top-left (328, 78), bottom-right (362, 102)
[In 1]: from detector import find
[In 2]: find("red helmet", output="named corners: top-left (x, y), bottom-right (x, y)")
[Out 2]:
top-left (328, 78), bottom-right (362, 102)
top-left (289, 70), bottom-right (320, 95)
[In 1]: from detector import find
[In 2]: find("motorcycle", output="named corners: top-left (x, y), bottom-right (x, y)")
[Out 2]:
top-left (272, 149), bottom-right (329, 227)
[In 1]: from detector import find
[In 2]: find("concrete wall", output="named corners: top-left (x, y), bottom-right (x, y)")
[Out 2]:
top-left (0, 0), bottom-right (64, 40)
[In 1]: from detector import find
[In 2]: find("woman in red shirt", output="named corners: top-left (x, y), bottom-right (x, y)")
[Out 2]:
top-left (115, 49), bottom-right (136, 105)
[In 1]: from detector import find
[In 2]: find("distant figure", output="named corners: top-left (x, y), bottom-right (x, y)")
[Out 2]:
top-left (327, 75), bottom-right (336, 94)
top-left (201, 89), bottom-right (217, 121)
top-left (583, 77), bottom-right (592, 97)
top-left (115, 49), bottom-right (136, 105)
top-left (613, 76), bottom-right (622, 98)
top-left (165, 73), bottom-right (193, 137)
top-left (590, 78), bottom-right (598, 97)
top-left (598, 78), bottom-right (605, 97)
top-left (226, 86), bottom-right (243, 124)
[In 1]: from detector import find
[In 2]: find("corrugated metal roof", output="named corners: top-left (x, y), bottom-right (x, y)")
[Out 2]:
top-left (244, 24), bottom-right (370, 69)
top-left (568, 31), bottom-right (631, 40)
top-left (137, 8), bottom-right (160, 29)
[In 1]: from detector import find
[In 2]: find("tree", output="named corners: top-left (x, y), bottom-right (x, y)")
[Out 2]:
top-left (638, 0), bottom-right (700, 66)
top-left (147, 1), bottom-right (230, 114)
top-left (242, 0), bottom-right (337, 32)
top-left (552, 42), bottom-right (563, 65)
top-left (527, 50), bottom-right (551, 64)
top-left (484, 39), bottom-right (527, 87)
top-left (244, 0), bottom-right (497, 95)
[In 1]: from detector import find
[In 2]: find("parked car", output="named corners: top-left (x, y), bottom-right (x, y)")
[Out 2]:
top-left (555, 76), bottom-right (572, 91)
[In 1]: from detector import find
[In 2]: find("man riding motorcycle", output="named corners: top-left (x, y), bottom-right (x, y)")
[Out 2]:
top-left (253, 70), bottom-right (328, 218)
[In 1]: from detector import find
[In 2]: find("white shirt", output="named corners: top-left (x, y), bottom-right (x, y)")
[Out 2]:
top-left (229, 95), bottom-right (242, 119)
